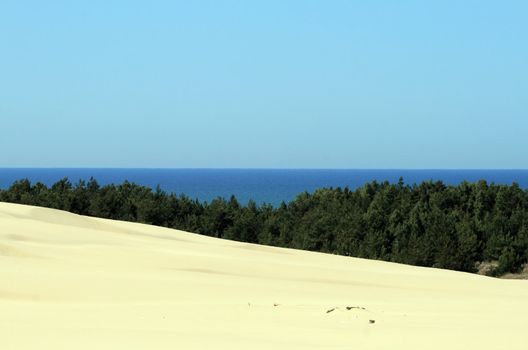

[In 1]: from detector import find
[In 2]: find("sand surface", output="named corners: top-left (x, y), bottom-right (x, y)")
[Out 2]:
top-left (1, 202), bottom-right (527, 349)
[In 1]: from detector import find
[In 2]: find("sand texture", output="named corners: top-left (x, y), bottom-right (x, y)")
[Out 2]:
top-left (1, 202), bottom-right (527, 349)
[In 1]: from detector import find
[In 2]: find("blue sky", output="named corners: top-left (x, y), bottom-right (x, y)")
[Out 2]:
top-left (1, 1), bottom-right (526, 168)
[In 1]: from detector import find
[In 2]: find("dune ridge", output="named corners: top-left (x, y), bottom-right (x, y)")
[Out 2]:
top-left (1, 202), bottom-right (527, 349)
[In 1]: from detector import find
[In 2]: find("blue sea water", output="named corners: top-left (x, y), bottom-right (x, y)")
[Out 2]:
top-left (0, 169), bottom-right (527, 206)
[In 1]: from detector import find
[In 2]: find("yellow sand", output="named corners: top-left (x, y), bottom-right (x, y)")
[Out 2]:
top-left (1, 202), bottom-right (527, 349)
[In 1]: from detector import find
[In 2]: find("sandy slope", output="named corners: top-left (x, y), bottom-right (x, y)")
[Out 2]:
top-left (1, 202), bottom-right (527, 349)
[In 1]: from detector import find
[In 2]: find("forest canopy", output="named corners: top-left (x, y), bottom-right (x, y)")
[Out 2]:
top-left (2, 177), bottom-right (527, 276)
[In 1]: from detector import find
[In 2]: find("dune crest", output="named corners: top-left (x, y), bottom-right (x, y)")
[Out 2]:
top-left (1, 202), bottom-right (527, 349)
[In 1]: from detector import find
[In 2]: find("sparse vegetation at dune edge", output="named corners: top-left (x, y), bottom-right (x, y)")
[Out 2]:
top-left (2, 177), bottom-right (527, 276)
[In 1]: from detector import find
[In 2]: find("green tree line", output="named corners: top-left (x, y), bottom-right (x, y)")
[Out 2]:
top-left (2, 177), bottom-right (528, 275)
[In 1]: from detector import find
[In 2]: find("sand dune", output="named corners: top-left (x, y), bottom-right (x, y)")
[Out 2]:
top-left (1, 202), bottom-right (527, 349)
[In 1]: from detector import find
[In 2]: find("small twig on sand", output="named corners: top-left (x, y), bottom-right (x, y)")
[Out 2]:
top-left (346, 306), bottom-right (366, 311)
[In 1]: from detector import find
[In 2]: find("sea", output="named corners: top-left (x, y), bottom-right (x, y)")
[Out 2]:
top-left (0, 169), bottom-right (527, 206)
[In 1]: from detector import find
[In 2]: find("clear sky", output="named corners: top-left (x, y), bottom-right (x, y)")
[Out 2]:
top-left (1, 1), bottom-right (526, 168)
